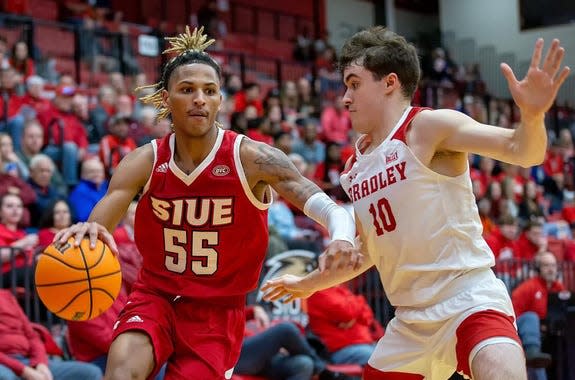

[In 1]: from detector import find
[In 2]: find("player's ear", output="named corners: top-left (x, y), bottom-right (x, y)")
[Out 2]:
top-left (382, 73), bottom-right (399, 94)
top-left (161, 88), bottom-right (170, 108)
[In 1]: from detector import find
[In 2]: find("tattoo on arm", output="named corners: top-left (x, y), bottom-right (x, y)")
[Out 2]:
top-left (253, 143), bottom-right (321, 206)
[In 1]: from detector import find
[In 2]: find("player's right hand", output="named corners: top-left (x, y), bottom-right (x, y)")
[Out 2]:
top-left (53, 221), bottom-right (118, 255)
top-left (261, 274), bottom-right (314, 303)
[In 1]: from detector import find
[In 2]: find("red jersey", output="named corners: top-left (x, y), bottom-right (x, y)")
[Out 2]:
top-left (133, 129), bottom-right (270, 298)
top-left (511, 276), bottom-right (565, 319)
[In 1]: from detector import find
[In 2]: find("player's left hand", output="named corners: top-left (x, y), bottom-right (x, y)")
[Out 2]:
top-left (261, 274), bottom-right (314, 303)
top-left (501, 38), bottom-right (570, 119)
top-left (319, 240), bottom-right (364, 273)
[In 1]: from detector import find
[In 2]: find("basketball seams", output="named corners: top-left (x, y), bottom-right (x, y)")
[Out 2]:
top-left (78, 244), bottom-right (94, 319)
top-left (38, 252), bottom-right (90, 270)
top-left (85, 241), bottom-right (106, 270)
top-left (35, 270), bottom-right (122, 287)
top-left (54, 288), bottom-right (117, 316)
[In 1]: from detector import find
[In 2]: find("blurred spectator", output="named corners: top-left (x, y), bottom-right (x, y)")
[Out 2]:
top-left (27, 154), bottom-right (66, 227)
top-left (314, 143), bottom-right (347, 202)
top-left (486, 214), bottom-right (520, 261)
top-left (235, 82), bottom-right (263, 116)
top-left (246, 117), bottom-right (274, 146)
top-left (131, 106), bottom-right (156, 146)
top-left (16, 119), bottom-right (67, 195)
top-left (38, 85), bottom-right (88, 186)
top-left (268, 189), bottom-right (321, 254)
top-left (229, 111), bottom-right (248, 136)
top-left (0, 289), bottom-right (102, 380)
top-left (512, 252), bottom-right (566, 376)
top-left (292, 119), bottom-right (325, 177)
top-left (320, 97), bottom-right (351, 145)
top-left (109, 71), bottom-right (128, 97)
top-left (89, 84), bottom-right (117, 137)
top-left (518, 180), bottom-right (546, 223)
top-left (281, 81), bottom-right (300, 123)
top-left (515, 219), bottom-right (548, 261)
top-left (68, 158), bottom-right (108, 222)
top-left (297, 77), bottom-right (320, 119)
top-left (72, 93), bottom-right (101, 152)
top-left (0, 193), bottom-right (37, 287)
top-left (9, 41), bottom-right (35, 81)
top-left (0, 132), bottom-right (28, 179)
top-left (99, 115), bottom-right (137, 178)
top-left (307, 284), bottom-right (383, 366)
top-left (0, 36), bottom-right (11, 70)
top-left (236, 305), bottom-right (349, 380)
top-left (0, 166), bottom-right (36, 227)
top-left (273, 131), bottom-right (293, 156)
top-left (0, 67), bottom-right (26, 151)
top-left (20, 75), bottom-right (51, 119)
top-left (37, 199), bottom-right (72, 250)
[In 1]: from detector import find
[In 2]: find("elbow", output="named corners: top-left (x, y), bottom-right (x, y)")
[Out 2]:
top-left (517, 154), bottom-right (544, 168)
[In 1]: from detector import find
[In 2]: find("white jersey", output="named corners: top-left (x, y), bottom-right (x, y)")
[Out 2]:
top-left (341, 106), bottom-right (495, 310)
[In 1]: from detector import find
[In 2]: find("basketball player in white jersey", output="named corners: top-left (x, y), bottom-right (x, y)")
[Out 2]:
top-left (262, 27), bottom-right (570, 380)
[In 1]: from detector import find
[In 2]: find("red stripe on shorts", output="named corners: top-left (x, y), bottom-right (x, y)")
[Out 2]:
top-left (363, 364), bottom-right (424, 379)
top-left (455, 309), bottom-right (521, 378)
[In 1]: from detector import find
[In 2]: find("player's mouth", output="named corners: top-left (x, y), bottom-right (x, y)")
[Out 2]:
top-left (187, 110), bottom-right (208, 118)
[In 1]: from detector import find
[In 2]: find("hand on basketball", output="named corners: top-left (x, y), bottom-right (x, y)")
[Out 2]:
top-left (318, 240), bottom-right (364, 273)
top-left (501, 38), bottom-right (570, 119)
top-left (53, 221), bottom-right (118, 255)
top-left (261, 274), bottom-right (314, 303)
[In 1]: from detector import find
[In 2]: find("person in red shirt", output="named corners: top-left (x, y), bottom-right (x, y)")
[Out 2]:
top-left (19, 75), bottom-right (51, 120)
top-left (10, 41), bottom-right (35, 81)
top-left (306, 284), bottom-right (383, 366)
top-left (0, 67), bottom-right (26, 151)
top-left (99, 115), bottom-right (137, 178)
top-left (0, 193), bottom-right (37, 288)
top-left (38, 85), bottom-right (88, 186)
top-left (512, 251), bottom-right (566, 371)
top-left (234, 82), bottom-right (264, 116)
top-left (37, 199), bottom-right (72, 250)
top-left (514, 219), bottom-right (547, 261)
top-left (0, 289), bottom-right (102, 380)
top-left (53, 27), bottom-right (356, 380)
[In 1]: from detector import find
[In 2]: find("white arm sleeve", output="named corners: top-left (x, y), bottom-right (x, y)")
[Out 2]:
top-left (303, 192), bottom-right (356, 246)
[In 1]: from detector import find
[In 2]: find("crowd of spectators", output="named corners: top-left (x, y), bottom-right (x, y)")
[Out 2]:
top-left (0, 1), bottom-right (574, 379)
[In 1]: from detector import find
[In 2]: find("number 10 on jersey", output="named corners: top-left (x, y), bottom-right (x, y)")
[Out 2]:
top-left (368, 197), bottom-right (397, 236)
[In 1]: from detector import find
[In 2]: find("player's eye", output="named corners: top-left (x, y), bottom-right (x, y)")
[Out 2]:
top-left (205, 88), bottom-right (216, 95)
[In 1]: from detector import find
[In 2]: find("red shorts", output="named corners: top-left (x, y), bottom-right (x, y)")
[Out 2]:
top-left (112, 288), bottom-right (246, 380)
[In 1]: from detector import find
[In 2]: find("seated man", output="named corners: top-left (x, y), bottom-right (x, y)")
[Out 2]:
top-left (0, 289), bottom-right (102, 380)
top-left (512, 251), bottom-right (566, 379)
top-left (306, 284), bottom-right (383, 366)
top-left (235, 304), bottom-right (349, 380)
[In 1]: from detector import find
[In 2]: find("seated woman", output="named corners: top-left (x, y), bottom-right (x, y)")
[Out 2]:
top-left (37, 199), bottom-right (73, 250)
top-left (0, 193), bottom-right (37, 288)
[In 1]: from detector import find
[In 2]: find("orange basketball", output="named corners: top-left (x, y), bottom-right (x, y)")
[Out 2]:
top-left (35, 238), bottom-right (122, 321)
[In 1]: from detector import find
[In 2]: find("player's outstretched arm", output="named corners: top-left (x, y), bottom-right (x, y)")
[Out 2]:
top-left (54, 144), bottom-right (154, 253)
top-left (262, 239), bottom-right (374, 303)
top-left (417, 39), bottom-right (570, 168)
top-left (241, 138), bottom-right (361, 271)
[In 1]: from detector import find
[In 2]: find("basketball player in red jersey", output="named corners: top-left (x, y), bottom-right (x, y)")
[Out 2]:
top-left (53, 27), bottom-right (358, 380)
top-left (263, 27), bottom-right (570, 379)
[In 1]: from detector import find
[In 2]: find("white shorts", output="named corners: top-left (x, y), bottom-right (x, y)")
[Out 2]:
top-left (366, 270), bottom-right (521, 379)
